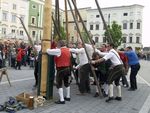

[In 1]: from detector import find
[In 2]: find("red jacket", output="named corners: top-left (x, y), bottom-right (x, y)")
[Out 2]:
top-left (55, 48), bottom-right (71, 68)
top-left (16, 49), bottom-right (23, 61)
top-left (118, 52), bottom-right (128, 69)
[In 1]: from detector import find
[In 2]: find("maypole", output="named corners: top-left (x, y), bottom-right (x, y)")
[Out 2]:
top-left (39, 0), bottom-right (52, 97)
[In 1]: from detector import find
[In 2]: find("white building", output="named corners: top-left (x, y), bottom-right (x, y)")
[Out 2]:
top-left (87, 4), bottom-right (144, 49)
top-left (0, 0), bottom-right (29, 41)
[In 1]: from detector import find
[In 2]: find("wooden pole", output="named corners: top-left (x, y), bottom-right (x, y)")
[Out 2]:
top-left (95, 0), bottom-right (113, 43)
top-left (68, 0), bottom-right (103, 97)
top-left (74, 0), bottom-right (79, 42)
top-left (64, 0), bottom-right (69, 45)
top-left (57, 0), bottom-right (60, 32)
top-left (18, 17), bottom-right (34, 48)
top-left (52, 15), bottom-right (62, 39)
top-left (71, 0), bottom-right (95, 48)
top-left (54, 0), bottom-right (58, 37)
top-left (40, 0), bottom-right (52, 97)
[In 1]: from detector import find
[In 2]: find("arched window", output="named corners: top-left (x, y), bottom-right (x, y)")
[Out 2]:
top-left (95, 37), bottom-right (99, 43)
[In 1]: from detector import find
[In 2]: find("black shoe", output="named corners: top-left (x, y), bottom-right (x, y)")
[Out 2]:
top-left (64, 97), bottom-right (71, 101)
top-left (128, 88), bottom-right (136, 91)
top-left (55, 100), bottom-right (65, 104)
top-left (115, 97), bottom-right (122, 101)
top-left (86, 90), bottom-right (91, 94)
top-left (94, 92), bottom-right (99, 97)
top-left (103, 93), bottom-right (108, 97)
top-left (105, 97), bottom-right (114, 102)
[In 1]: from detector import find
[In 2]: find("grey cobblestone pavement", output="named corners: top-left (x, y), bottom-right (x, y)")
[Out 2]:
top-left (0, 64), bottom-right (150, 113)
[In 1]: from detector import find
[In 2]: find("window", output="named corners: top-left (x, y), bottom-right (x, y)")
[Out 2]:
top-left (20, 30), bottom-right (24, 36)
top-left (137, 23), bottom-right (140, 29)
top-left (71, 36), bottom-right (74, 42)
top-left (137, 12), bottom-right (141, 16)
top-left (130, 12), bottom-right (134, 16)
top-left (123, 37), bottom-right (127, 43)
top-left (129, 37), bottom-right (132, 43)
top-left (123, 13), bottom-right (128, 16)
top-left (12, 29), bottom-right (15, 33)
top-left (123, 23), bottom-right (127, 29)
top-left (103, 37), bottom-right (107, 43)
top-left (95, 37), bottom-right (98, 43)
top-left (90, 25), bottom-right (93, 30)
top-left (13, 4), bottom-right (17, 10)
top-left (2, 12), bottom-right (7, 21)
top-left (90, 15), bottom-right (94, 18)
top-left (130, 23), bottom-right (133, 29)
top-left (136, 37), bottom-right (140, 43)
top-left (95, 24), bottom-right (99, 30)
top-left (2, 28), bottom-right (6, 34)
top-left (31, 17), bottom-right (36, 24)
top-left (96, 15), bottom-right (100, 18)
top-left (32, 5), bottom-right (36, 9)
top-left (32, 31), bottom-right (36, 37)
top-left (12, 14), bottom-right (16, 22)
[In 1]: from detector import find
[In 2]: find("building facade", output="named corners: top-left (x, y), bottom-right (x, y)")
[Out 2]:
top-left (0, 0), bottom-right (29, 41)
top-left (63, 7), bottom-right (90, 42)
top-left (28, 0), bottom-right (45, 43)
top-left (87, 4), bottom-right (144, 49)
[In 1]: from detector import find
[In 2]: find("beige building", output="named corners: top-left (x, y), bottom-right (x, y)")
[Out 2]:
top-left (63, 7), bottom-right (91, 42)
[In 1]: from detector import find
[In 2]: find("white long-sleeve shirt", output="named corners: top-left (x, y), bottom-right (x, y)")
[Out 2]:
top-left (47, 48), bottom-right (61, 57)
top-left (102, 49), bottom-right (122, 66)
top-left (70, 48), bottom-right (89, 68)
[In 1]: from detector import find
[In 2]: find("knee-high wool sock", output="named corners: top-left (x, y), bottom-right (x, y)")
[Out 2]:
top-left (66, 86), bottom-right (70, 98)
top-left (109, 84), bottom-right (113, 97)
top-left (58, 88), bottom-right (64, 101)
top-left (116, 85), bottom-right (121, 97)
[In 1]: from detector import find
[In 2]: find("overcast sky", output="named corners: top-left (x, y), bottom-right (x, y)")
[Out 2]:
top-left (56, 0), bottom-right (150, 47)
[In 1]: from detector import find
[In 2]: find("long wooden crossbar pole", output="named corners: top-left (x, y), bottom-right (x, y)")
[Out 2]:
top-left (71, 0), bottom-right (95, 47)
top-left (52, 15), bottom-right (62, 40)
top-left (18, 17), bottom-right (35, 49)
top-left (95, 0), bottom-right (113, 43)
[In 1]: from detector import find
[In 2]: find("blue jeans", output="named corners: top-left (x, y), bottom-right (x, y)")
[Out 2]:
top-left (130, 63), bottom-right (140, 89)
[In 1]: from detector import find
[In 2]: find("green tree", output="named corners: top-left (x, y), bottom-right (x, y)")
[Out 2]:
top-left (59, 26), bottom-right (66, 40)
top-left (81, 31), bottom-right (89, 43)
top-left (104, 21), bottom-right (123, 47)
top-left (53, 26), bottom-right (66, 41)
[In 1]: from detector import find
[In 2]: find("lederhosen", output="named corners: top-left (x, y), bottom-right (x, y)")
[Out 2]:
top-left (107, 64), bottom-right (124, 86)
top-left (107, 51), bottom-right (125, 86)
top-left (56, 67), bottom-right (71, 88)
top-left (79, 63), bottom-right (91, 93)
top-left (55, 48), bottom-right (71, 88)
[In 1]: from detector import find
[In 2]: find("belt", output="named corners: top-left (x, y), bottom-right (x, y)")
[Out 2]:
top-left (56, 66), bottom-right (70, 70)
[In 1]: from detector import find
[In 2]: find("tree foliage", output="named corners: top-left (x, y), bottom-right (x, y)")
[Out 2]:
top-left (104, 21), bottom-right (123, 47)
top-left (53, 26), bottom-right (66, 41)
top-left (81, 29), bottom-right (90, 43)
top-left (59, 26), bottom-right (66, 40)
